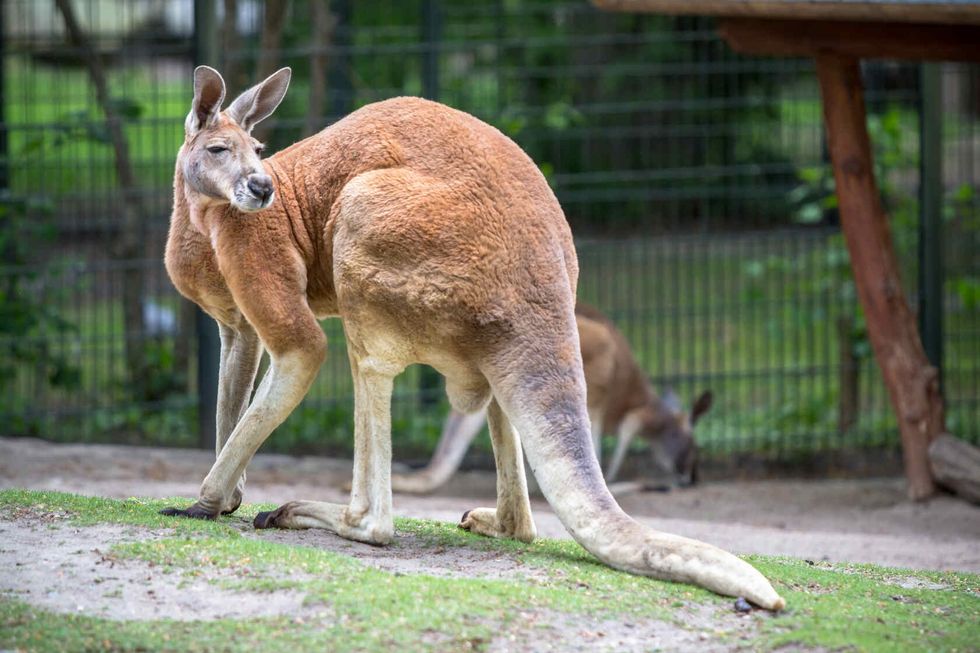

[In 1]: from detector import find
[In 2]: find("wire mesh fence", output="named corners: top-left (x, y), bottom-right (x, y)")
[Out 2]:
top-left (1, 0), bottom-right (977, 475)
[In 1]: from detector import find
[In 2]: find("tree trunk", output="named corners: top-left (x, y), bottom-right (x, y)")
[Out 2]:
top-left (252, 0), bottom-right (289, 143)
top-left (305, 0), bottom-right (334, 136)
top-left (221, 0), bottom-right (247, 91)
top-left (816, 53), bottom-right (944, 500)
top-left (55, 0), bottom-right (148, 397)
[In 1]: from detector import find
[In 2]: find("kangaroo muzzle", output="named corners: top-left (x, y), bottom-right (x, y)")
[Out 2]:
top-left (243, 173), bottom-right (275, 209)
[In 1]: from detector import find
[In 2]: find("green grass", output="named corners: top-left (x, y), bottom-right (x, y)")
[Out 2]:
top-left (1, 489), bottom-right (978, 652)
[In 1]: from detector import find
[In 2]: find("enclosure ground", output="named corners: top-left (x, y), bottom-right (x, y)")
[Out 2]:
top-left (1, 489), bottom-right (978, 652)
top-left (1, 437), bottom-right (978, 573)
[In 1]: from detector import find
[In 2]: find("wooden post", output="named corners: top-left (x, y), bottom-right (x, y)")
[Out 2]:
top-left (815, 53), bottom-right (944, 500)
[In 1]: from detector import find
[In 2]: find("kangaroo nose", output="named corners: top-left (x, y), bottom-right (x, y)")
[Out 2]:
top-left (247, 175), bottom-right (274, 201)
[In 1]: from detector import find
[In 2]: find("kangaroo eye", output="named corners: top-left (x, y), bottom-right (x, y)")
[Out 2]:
top-left (206, 146), bottom-right (228, 154)
top-left (254, 146), bottom-right (265, 155)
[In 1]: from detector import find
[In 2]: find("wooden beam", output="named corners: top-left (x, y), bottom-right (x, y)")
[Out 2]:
top-left (815, 53), bottom-right (944, 500)
top-left (593, 0), bottom-right (980, 26)
top-left (719, 18), bottom-right (980, 62)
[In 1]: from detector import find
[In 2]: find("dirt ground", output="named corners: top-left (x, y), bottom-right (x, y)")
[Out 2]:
top-left (2, 436), bottom-right (978, 573)
top-left (0, 509), bottom-right (767, 651)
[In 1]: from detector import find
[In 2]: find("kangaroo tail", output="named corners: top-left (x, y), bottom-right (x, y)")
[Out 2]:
top-left (483, 319), bottom-right (785, 611)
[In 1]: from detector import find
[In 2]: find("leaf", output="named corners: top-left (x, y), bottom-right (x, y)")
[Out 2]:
top-left (108, 97), bottom-right (144, 121)
top-left (952, 183), bottom-right (974, 204)
top-left (19, 135), bottom-right (46, 156)
top-left (881, 108), bottom-right (902, 139)
top-left (744, 260), bottom-right (765, 278)
top-left (954, 278), bottom-right (980, 311)
top-left (786, 185), bottom-right (810, 205)
top-left (543, 102), bottom-right (583, 131)
top-left (794, 203), bottom-right (823, 224)
top-left (820, 195), bottom-right (838, 210)
top-left (798, 166), bottom-right (824, 184)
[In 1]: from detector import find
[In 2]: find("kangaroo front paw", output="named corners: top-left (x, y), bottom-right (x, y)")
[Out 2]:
top-left (459, 508), bottom-right (536, 543)
top-left (160, 503), bottom-right (218, 520)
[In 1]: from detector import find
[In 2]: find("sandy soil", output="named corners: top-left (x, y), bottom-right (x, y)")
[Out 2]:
top-left (3, 437), bottom-right (974, 651)
top-left (2, 437), bottom-right (977, 573)
top-left (0, 507), bottom-right (769, 651)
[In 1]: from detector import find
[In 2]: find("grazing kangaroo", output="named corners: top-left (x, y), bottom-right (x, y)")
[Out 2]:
top-left (392, 303), bottom-right (713, 494)
top-left (161, 66), bottom-right (784, 610)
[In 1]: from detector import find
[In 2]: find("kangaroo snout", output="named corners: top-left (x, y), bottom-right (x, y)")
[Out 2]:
top-left (247, 174), bottom-right (274, 203)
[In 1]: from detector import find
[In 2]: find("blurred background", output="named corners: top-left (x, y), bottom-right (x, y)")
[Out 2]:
top-left (1, 0), bottom-right (977, 477)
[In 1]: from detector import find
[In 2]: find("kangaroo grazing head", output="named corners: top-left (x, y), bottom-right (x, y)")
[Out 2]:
top-left (644, 389), bottom-right (713, 486)
top-left (181, 65), bottom-right (292, 213)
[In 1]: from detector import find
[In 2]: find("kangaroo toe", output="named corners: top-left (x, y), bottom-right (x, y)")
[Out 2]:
top-left (160, 503), bottom-right (218, 520)
top-left (253, 507), bottom-right (286, 529)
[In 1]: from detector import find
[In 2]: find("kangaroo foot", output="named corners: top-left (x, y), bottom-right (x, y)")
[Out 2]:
top-left (254, 500), bottom-right (393, 545)
top-left (459, 508), bottom-right (536, 543)
top-left (390, 472), bottom-right (440, 495)
top-left (253, 503), bottom-right (293, 529)
top-left (221, 488), bottom-right (244, 515)
top-left (160, 503), bottom-right (218, 520)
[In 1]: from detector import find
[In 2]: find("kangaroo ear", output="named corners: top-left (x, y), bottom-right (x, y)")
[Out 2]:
top-left (186, 66), bottom-right (226, 136)
top-left (690, 390), bottom-right (714, 424)
top-left (226, 67), bottom-right (292, 133)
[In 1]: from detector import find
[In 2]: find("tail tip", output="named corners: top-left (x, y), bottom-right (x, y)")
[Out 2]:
top-left (762, 594), bottom-right (786, 612)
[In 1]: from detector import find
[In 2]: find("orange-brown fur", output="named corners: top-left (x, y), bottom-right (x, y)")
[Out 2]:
top-left (160, 67), bottom-right (784, 610)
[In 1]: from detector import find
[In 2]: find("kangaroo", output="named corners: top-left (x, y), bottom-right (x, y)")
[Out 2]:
top-left (391, 303), bottom-right (713, 494)
top-left (160, 66), bottom-right (784, 610)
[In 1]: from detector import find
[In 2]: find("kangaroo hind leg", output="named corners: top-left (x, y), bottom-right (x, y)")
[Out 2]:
top-left (459, 397), bottom-right (536, 543)
top-left (255, 351), bottom-right (398, 545)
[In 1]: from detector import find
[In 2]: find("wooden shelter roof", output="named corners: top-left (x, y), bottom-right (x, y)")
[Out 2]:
top-left (593, 0), bottom-right (980, 25)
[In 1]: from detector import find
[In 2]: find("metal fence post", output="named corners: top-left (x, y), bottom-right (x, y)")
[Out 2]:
top-left (0, 0), bottom-right (7, 194)
top-left (918, 63), bottom-right (943, 389)
top-left (330, 0), bottom-right (353, 118)
top-left (194, 0), bottom-right (220, 450)
top-left (421, 0), bottom-right (441, 101)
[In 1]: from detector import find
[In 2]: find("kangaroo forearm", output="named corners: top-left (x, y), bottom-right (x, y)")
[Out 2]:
top-left (215, 323), bottom-right (262, 452)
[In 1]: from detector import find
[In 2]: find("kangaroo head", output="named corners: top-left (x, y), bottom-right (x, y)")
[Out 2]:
top-left (643, 389), bottom-right (713, 486)
top-left (180, 65), bottom-right (292, 213)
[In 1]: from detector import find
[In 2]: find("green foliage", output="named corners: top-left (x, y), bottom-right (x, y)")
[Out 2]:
top-left (0, 194), bottom-right (81, 433)
top-left (139, 338), bottom-right (186, 402)
top-left (739, 107), bottom-right (926, 436)
top-left (256, 7), bottom-right (795, 232)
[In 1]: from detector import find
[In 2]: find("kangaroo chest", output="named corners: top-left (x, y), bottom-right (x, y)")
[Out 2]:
top-left (164, 222), bottom-right (241, 325)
